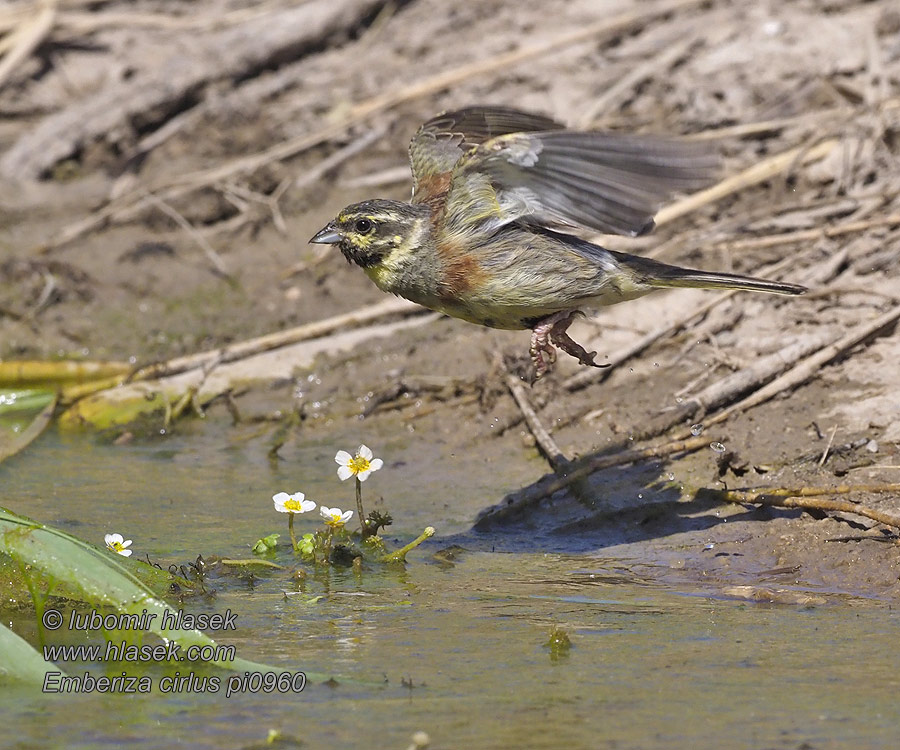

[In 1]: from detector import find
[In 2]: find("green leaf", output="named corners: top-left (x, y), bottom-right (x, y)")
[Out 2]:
top-left (0, 620), bottom-right (63, 685)
top-left (0, 390), bottom-right (57, 464)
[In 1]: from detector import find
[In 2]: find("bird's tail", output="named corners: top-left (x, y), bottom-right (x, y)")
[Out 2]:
top-left (649, 269), bottom-right (806, 296)
top-left (613, 252), bottom-right (807, 296)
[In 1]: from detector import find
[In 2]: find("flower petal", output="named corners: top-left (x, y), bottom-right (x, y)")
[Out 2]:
top-left (337, 465), bottom-right (354, 481)
top-left (104, 533), bottom-right (123, 546)
top-left (358, 445), bottom-right (373, 460)
top-left (356, 468), bottom-right (371, 482)
top-left (340, 510), bottom-right (354, 523)
top-left (299, 499), bottom-right (316, 513)
top-left (119, 549), bottom-right (133, 557)
top-left (121, 539), bottom-right (133, 548)
top-left (369, 458), bottom-right (383, 472)
top-left (335, 450), bottom-right (352, 466)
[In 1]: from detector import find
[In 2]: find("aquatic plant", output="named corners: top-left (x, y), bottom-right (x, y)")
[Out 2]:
top-left (104, 533), bottom-right (133, 557)
top-left (260, 443), bottom-right (432, 567)
top-left (272, 491), bottom-right (316, 551)
top-left (335, 444), bottom-right (383, 537)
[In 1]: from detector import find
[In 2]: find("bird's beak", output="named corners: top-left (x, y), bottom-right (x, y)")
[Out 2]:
top-left (309, 223), bottom-right (342, 244)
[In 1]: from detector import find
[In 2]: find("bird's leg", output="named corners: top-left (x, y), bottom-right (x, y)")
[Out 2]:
top-left (529, 314), bottom-right (561, 380)
top-left (530, 311), bottom-right (610, 378)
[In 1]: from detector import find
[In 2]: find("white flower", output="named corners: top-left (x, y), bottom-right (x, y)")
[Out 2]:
top-left (104, 533), bottom-right (133, 557)
top-left (334, 444), bottom-right (383, 482)
top-left (273, 491), bottom-right (316, 514)
top-left (319, 506), bottom-right (353, 528)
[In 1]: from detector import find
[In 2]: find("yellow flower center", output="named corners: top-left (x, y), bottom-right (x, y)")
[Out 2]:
top-left (284, 499), bottom-right (304, 512)
top-left (110, 541), bottom-right (126, 552)
top-left (324, 516), bottom-right (345, 528)
top-left (348, 455), bottom-right (371, 475)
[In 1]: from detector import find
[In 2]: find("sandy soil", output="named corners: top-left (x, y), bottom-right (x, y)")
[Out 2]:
top-left (1, 0), bottom-right (899, 598)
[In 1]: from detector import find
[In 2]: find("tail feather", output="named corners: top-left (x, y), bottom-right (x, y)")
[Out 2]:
top-left (612, 251), bottom-right (807, 296)
top-left (650, 270), bottom-right (807, 296)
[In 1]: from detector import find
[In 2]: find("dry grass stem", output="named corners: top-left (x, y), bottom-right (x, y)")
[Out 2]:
top-left (707, 484), bottom-right (900, 530)
top-left (504, 373), bottom-right (567, 470)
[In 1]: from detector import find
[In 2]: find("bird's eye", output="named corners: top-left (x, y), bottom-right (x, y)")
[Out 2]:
top-left (354, 218), bottom-right (374, 234)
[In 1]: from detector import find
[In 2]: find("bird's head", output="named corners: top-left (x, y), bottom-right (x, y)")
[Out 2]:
top-left (309, 199), bottom-right (429, 270)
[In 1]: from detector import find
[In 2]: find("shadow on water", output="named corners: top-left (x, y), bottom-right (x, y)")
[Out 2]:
top-left (443, 438), bottom-right (799, 557)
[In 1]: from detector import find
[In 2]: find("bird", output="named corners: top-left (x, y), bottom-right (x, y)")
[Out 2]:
top-left (310, 106), bottom-right (806, 378)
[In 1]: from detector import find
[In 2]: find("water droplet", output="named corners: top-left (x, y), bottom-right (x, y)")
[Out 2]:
top-left (637, 493), bottom-right (643, 499)
top-left (691, 423), bottom-right (704, 436)
top-left (710, 441), bottom-right (726, 453)
top-left (666, 473), bottom-right (675, 481)
top-left (675, 396), bottom-right (683, 404)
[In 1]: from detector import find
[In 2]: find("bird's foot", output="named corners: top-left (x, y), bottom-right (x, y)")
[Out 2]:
top-left (530, 311), bottom-right (609, 378)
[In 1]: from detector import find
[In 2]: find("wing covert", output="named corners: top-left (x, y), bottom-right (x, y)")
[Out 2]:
top-left (408, 106), bottom-right (563, 203)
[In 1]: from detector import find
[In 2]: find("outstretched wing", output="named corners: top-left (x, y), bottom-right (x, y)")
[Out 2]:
top-left (442, 129), bottom-right (719, 238)
top-left (408, 106), bottom-right (563, 205)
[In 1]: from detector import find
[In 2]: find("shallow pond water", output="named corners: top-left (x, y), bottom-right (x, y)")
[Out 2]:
top-left (2, 424), bottom-right (899, 749)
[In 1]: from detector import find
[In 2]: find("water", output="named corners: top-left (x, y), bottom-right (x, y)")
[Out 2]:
top-left (2, 425), bottom-right (899, 749)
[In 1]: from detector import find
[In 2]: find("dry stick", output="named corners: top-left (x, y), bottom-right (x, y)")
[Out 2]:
top-left (211, 127), bottom-right (387, 237)
top-left (712, 213), bottom-right (900, 253)
top-left (634, 329), bottom-right (840, 441)
top-left (44, 0), bottom-right (706, 250)
top-left (142, 193), bottom-right (231, 280)
top-left (292, 126), bottom-right (386, 191)
top-left (668, 305), bottom-right (900, 442)
top-left (683, 107), bottom-right (851, 141)
top-left (705, 484), bottom-right (900, 530)
top-left (504, 374), bottom-right (567, 470)
top-left (652, 138), bottom-right (839, 228)
top-left (562, 291), bottom-right (731, 393)
top-left (0, 0), bottom-right (56, 90)
top-left (56, 2), bottom-right (286, 33)
top-left (131, 297), bottom-right (423, 382)
top-left (340, 164), bottom-right (410, 189)
top-left (474, 435), bottom-right (709, 528)
top-left (818, 425), bottom-right (838, 469)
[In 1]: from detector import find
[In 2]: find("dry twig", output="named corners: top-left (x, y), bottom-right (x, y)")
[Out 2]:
top-left (669, 305), bottom-right (900, 440)
top-left (0, 0), bottom-right (56, 91)
top-left (504, 373), bottom-right (567, 470)
top-left (132, 297), bottom-right (424, 382)
top-left (702, 484), bottom-right (900, 530)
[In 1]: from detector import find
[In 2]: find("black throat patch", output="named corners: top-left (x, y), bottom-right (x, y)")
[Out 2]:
top-left (339, 240), bottom-right (382, 269)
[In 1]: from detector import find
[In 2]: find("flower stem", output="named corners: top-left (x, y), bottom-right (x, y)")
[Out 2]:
top-left (288, 512), bottom-right (298, 552)
top-left (324, 527), bottom-right (334, 563)
top-left (380, 527), bottom-right (435, 563)
top-left (355, 478), bottom-right (368, 537)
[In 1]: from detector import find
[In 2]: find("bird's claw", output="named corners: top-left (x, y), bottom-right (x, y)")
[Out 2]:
top-left (530, 310), bottom-right (609, 378)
